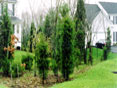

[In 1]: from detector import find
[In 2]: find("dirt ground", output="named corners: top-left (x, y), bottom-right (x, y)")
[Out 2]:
top-left (0, 72), bottom-right (65, 88)
top-left (0, 66), bottom-right (91, 88)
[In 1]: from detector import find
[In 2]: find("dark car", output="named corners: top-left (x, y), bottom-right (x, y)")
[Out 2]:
top-left (96, 39), bottom-right (106, 49)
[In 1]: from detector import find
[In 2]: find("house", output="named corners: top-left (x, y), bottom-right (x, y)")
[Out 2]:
top-left (0, 0), bottom-right (22, 49)
top-left (85, 2), bottom-right (117, 46)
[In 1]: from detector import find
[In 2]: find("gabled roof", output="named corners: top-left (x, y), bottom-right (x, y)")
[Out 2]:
top-left (85, 4), bottom-right (100, 24)
top-left (99, 2), bottom-right (117, 14)
top-left (11, 16), bottom-right (22, 24)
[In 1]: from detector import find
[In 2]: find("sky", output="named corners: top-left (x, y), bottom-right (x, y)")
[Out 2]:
top-left (15, 0), bottom-right (117, 19)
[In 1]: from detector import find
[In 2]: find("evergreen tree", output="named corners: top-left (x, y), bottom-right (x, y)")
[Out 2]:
top-left (0, 5), bottom-right (13, 75)
top-left (75, 0), bottom-right (86, 28)
top-left (35, 33), bottom-right (49, 84)
top-left (61, 15), bottom-right (75, 81)
top-left (75, 29), bottom-right (84, 64)
top-left (43, 8), bottom-right (56, 38)
top-left (51, 23), bottom-right (62, 80)
top-left (75, 0), bottom-right (87, 64)
top-left (51, 4), bottom-right (70, 80)
top-left (103, 27), bottom-right (111, 60)
top-left (29, 22), bottom-right (36, 52)
top-left (106, 27), bottom-right (111, 51)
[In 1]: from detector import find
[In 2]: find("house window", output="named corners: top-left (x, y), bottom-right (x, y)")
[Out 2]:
top-left (113, 16), bottom-right (117, 24)
top-left (8, 3), bottom-right (13, 15)
top-left (113, 32), bottom-right (115, 42)
top-left (113, 32), bottom-right (117, 42)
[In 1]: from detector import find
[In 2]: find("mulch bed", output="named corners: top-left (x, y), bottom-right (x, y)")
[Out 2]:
top-left (0, 73), bottom-right (65, 88)
top-left (0, 66), bottom-right (91, 88)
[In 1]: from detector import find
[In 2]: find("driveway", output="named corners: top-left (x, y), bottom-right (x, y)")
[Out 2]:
top-left (111, 46), bottom-right (117, 53)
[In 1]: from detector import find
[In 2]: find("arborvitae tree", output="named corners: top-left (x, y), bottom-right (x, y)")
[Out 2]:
top-left (52, 23), bottom-right (62, 81)
top-left (106, 27), bottom-right (111, 51)
top-left (0, 5), bottom-right (13, 75)
top-left (59, 3), bottom-right (69, 18)
top-left (75, 0), bottom-right (86, 28)
top-left (35, 33), bottom-right (49, 84)
top-left (75, 0), bottom-right (87, 64)
top-left (51, 4), bottom-right (70, 81)
top-left (43, 8), bottom-right (56, 38)
top-left (75, 29), bottom-right (84, 64)
top-left (61, 15), bottom-right (75, 81)
top-left (29, 22), bottom-right (36, 52)
top-left (103, 46), bottom-right (107, 60)
top-left (103, 27), bottom-right (111, 60)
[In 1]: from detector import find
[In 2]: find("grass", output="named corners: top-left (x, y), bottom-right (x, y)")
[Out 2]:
top-left (51, 48), bottom-right (117, 88)
top-left (14, 50), bottom-right (34, 64)
top-left (0, 84), bottom-right (8, 88)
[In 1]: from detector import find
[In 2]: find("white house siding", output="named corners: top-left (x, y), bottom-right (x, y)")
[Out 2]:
top-left (91, 11), bottom-right (111, 46)
top-left (14, 24), bottom-right (22, 48)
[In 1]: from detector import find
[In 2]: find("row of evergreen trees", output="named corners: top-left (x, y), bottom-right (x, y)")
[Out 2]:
top-left (21, 0), bottom-right (111, 84)
top-left (33, 1), bottom-right (88, 83)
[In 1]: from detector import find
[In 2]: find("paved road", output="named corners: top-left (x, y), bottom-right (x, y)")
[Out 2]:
top-left (111, 46), bottom-right (117, 53)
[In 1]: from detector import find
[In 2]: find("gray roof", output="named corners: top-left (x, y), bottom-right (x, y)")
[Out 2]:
top-left (11, 16), bottom-right (22, 24)
top-left (1, 0), bottom-right (17, 3)
top-left (100, 2), bottom-right (117, 14)
top-left (85, 4), bottom-right (100, 24)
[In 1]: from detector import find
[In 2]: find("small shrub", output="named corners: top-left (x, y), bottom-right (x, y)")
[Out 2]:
top-left (22, 54), bottom-right (33, 70)
top-left (2, 58), bottom-right (10, 76)
top-left (10, 63), bottom-right (25, 78)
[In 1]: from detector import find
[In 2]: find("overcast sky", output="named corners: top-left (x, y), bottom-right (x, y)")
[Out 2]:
top-left (15, 0), bottom-right (117, 19)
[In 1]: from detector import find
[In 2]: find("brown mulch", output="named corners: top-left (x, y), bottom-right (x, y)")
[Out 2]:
top-left (0, 73), bottom-right (65, 88)
top-left (0, 66), bottom-right (91, 88)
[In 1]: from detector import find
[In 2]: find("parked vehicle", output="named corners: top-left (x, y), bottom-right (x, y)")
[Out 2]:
top-left (96, 39), bottom-right (106, 49)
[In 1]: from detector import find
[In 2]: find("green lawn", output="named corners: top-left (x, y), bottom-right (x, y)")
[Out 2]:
top-left (0, 84), bottom-right (8, 88)
top-left (51, 49), bottom-right (117, 88)
top-left (14, 50), bottom-right (34, 64)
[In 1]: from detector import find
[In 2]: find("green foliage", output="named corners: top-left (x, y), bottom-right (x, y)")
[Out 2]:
top-left (52, 25), bottom-right (62, 77)
top-left (51, 59), bottom-right (58, 76)
top-left (75, 0), bottom-right (87, 64)
top-left (61, 15), bottom-right (75, 80)
top-left (29, 22), bottom-right (36, 52)
top-left (103, 46), bottom-right (108, 60)
top-left (22, 54), bottom-right (33, 70)
top-left (102, 28), bottom-right (111, 61)
top-left (106, 27), bottom-right (111, 51)
top-left (59, 3), bottom-right (70, 17)
top-left (35, 33), bottom-right (49, 84)
top-left (75, 29), bottom-right (85, 63)
top-left (2, 58), bottom-right (10, 76)
top-left (75, 0), bottom-right (86, 25)
top-left (43, 8), bottom-right (56, 38)
top-left (0, 6), bottom-right (13, 58)
top-left (10, 63), bottom-right (25, 78)
top-left (51, 3), bottom-right (70, 78)
top-left (74, 48), bottom-right (81, 67)
top-left (0, 5), bottom-right (13, 74)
